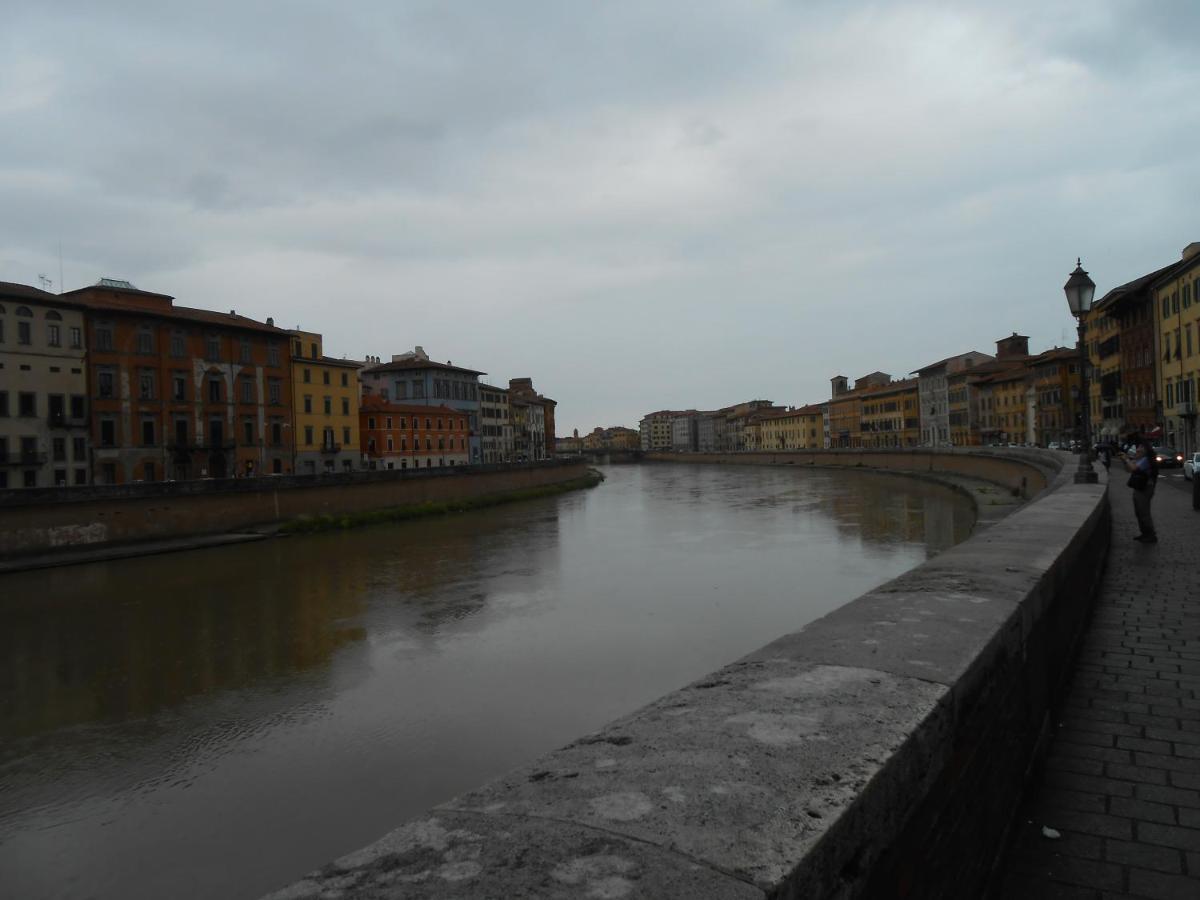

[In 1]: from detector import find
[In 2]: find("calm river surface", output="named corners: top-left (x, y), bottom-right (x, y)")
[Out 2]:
top-left (0, 463), bottom-right (974, 900)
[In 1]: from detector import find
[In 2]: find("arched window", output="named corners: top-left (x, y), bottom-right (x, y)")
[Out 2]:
top-left (16, 306), bottom-right (33, 316)
top-left (45, 309), bottom-right (62, 320)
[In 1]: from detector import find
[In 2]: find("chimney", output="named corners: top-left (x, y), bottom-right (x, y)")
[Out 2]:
top-left (266, 317), bottom-right (274, 327)
top-left (996, 333), bottom-right (1030, 359)
top-left (230, 309), bottom-right (236, 316)
top-left (1183, 242), bottom-right (1200, 261)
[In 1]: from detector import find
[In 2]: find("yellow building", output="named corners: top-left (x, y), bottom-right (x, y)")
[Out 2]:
top-left (289, 329), bottom-right (361, 474)
top-left (1155, 243), bottom-right (1200, 454)
top-left (859, 378), bottom-right (919, 448)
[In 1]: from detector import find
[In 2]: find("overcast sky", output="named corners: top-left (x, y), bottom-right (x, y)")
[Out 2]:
top-left (2, 1), bottom-right (1197, 433)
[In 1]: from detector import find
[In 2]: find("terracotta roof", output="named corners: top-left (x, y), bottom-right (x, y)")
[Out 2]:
top-left (0, 281), bottom-right (68, 304)
top-left (360, 396), bottom-right (463, 417)
top-left (61, 287), bottom-right (286, 335)
top-left (364, 358), bottom-right (485, 376)
top-left (1095, 258), bottom-right (1190, 311)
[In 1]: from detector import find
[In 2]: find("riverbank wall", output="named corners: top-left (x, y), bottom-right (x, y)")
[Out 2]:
top-left (0, 460), bottom-right (590, 559)
top-left (265, 448), bottom-right (1111, 899)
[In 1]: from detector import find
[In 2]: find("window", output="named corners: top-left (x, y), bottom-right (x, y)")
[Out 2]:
top-left (241, 379), bottom-right (254, 403)
top-left (139, 371), bottom-right (155, 400)
top-left (387, 436), bottom-right (394, 451)
top-left (243, 420), bottom-right (254, 444)
top-left (205, 335), bottom-right (220, 360)
top-left (412, 381), bottom-right (424, 399)
top-left (143, 462), bottom-right (155, 482)
top-left (24, 470), bottom-right (37, 488)
top-left (401, 437), bottom-right (407, 451)
top-left (18, 393), bottom-right (35, 417)
top-left (170, 331), bottom-right (185, 358)
top-left (341, 398), bottom-right (349, 415)
top-left (98, 369), bottom-right (115, 398)
top-left (385, 416), bottom-right (393, 429)
top-left (310, 342), bottom-right (318, 359)
top-left (342, 427), bottom-right (350, 445)
top-left (0, 392), bottom-right (7, 417)
top-left (208, 377), bottom-right (222, 402)
top-left (323, 396), bottom-right (331, 415)
top-left (173, 374), bottom-right (186, 401)
top-left (100, 418), bottom-right (116, 447)
top-left (239, 338), bottom-right (252, 364)
top-left (74, 469), bottom-right (87, 485)
top-left (322, 370), bottom-right (330, 385)
top-left (142, 420), bottom-right (155, 446)
top-left (271, 422), bottom-right (282, 446)
top-left (304, 425), bottom-right (313, 446)
top-left (367, 416), bottom-right (376, 430)
top-left (400, 417), bottom-right (407, 430)
top-left (137, 327), bottom-right (154, 354)
top-left (268, 379), bottom-right (281, 404)
top-left (303, 395), bottom-right (312, 414)
top-left (73, 437), bottom-right (86, 459)
top-left (267, 342), bottom-right (280, 367)
top-left (303, 368), bottom-right (311, 383)
top-left (437, 418), bottom-right (443, 430)
top-left (96, 324), bottom-right (113, 351)
top-left (425, 418), bottom-right (431, 430)
top-left (341, 372), bottom-right (348, 387)
top-left (18, 321), bottom-right (31, 344)
top-left (70, 395), bottom-right (85, 418)
top-left (48, 324), bottom-right (61, 347)
top-left (53, 438), bottom-right (66, 461)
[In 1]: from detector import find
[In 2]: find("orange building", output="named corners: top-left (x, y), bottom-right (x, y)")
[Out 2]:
top-left (62, 278), bottom-right (293, 483)
top-left (360, 395), bottom-right (469, 469)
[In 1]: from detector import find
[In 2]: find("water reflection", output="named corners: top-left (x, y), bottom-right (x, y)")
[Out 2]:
top-left (0, 463), bottom-right (972, 900)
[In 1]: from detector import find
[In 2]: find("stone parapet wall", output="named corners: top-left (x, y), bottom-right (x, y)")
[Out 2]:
top-left (0, 460), bottom-right (588, 558)
top-left (265, 449), bottom-right (1111, 899)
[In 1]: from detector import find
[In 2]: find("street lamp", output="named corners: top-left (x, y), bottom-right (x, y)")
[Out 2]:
top-left (1063, 258), bottom-right (1098, 484)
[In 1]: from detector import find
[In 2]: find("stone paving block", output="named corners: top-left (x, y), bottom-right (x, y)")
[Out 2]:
top-left (1104, 838), bottom-right (1183, 874)
top-left (1126, 866), bottom-right (1199, 900)
top-left (1137, 822), bottom-right (1200, 852)
top-left (1107, 796), bottom-right (1177, 826)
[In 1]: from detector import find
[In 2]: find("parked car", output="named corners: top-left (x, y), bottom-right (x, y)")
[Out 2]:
top-left (1153, 447), bottom-right (1184, 468)
top-left (1184, 452), bottom-right (1200, 480)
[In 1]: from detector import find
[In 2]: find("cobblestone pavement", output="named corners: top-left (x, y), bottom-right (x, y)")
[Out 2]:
top-left (999, 472), bottom-right (1200, 899)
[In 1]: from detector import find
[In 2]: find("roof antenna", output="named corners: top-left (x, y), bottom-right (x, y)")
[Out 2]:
top-left (37, 274), bottom-right (53, 292)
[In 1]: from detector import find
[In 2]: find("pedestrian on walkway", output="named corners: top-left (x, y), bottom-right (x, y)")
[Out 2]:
top-left (1121, 440), bottom-right (1158, 542)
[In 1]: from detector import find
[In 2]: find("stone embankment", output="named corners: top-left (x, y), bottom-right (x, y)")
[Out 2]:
top-left (266, 448), bottom-right (1109, 899)
top-left (0, 460), bottom-right (591, 564)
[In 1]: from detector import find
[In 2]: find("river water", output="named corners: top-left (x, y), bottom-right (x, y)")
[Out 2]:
top-left (0, 463), bottom-right (974, 899)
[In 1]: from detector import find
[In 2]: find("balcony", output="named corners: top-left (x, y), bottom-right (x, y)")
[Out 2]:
top-left (320, 443), bottom-right (342, 454)
top-left (1, 451), bottom-right (48, 467)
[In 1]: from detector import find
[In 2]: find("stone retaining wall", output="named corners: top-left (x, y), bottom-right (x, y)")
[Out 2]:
top-left (0, 460), bottom-right (589, 558)
top-left (266, 449), bottom-right (1107, 899)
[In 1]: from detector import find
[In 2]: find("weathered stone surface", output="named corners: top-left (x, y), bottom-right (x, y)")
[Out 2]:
top-left (262, 811), bottom-right (762, 899)
top-left (438, 660), bottom-right (951, 895)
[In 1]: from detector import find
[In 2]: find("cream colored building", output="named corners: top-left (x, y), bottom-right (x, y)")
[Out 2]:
top-left (0, 282), bottom-right (90, 488)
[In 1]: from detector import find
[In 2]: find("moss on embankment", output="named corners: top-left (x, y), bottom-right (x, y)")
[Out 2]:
top-left (279, 469), bottom-right (606, 535)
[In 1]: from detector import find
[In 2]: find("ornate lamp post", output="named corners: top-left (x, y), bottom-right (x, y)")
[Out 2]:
top-left (1063, 259), bottom-right (1098, 484)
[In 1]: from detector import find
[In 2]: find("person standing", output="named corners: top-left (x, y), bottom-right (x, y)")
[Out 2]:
top-left (1123, 441), bottom-right (1158, 542)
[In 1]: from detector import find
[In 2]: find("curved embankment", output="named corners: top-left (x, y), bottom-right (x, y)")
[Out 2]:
top-left (266, 449), bottom-right (1108, 900)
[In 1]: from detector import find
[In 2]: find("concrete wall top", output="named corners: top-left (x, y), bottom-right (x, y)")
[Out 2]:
top-left (266, 449), bottom-right (1108, 898)
top-left (0, 458), bottom-right (581, 509)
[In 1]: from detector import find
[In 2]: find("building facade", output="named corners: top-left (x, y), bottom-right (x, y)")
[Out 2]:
top-left (479, 383), bottom-right (513, 463)
top-left (360, 396), bottom-right (469, 469)
top-left (639, 411), bottom-right (674, 450)
top-left (0, 283), bottom-right (90, 488)
top-left (1155, 244), bottom-right (1200, 455)
top-left (289, 329), bottom-right (360, 474)
top-left (511, 396), bottom-right (546, 461)
top-left (915, 351), bottom-right (992, 446)
top-left (859, 378), bottom-right (919, 448)
top-left (361, 347), bottom-right (484, 464)
top-left (63, 278), bottom-right (292, 483)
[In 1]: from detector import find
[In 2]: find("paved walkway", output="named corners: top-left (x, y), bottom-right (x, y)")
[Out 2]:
top-left (1000, 472), bottom-right (1200, 898)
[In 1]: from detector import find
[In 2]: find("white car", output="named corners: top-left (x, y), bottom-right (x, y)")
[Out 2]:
top-left (1185, 452), bottom-right (1200, 480)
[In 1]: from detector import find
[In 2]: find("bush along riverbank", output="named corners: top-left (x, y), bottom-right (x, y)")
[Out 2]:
top-left (279, 469), bottom-right (606, 534)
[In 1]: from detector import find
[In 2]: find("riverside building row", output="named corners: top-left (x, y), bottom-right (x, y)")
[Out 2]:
top-left (640, 241), bottom-right (1198, 455)
top-left (0, 279), bottom-right (558, 488)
